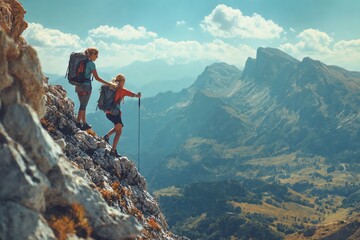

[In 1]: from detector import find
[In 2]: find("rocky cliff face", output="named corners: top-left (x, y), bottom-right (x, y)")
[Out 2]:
top-left (41, 81), bottom-right (185, 240)
top-left (0, 0), bottom-right (27, 44)
top-left (0, 1), bottom-right (186, 239)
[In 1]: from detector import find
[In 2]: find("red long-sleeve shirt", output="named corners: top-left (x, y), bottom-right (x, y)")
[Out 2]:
top-left (114, 87), bottom-right (136, 104)
top-left (105, 87), bottom-right (136, 114)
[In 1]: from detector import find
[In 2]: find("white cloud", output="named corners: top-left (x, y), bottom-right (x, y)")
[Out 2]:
top-left (176, 20), bottom-right (195, 31)
top-left (88, 25), bottom-right (157, 41)
top-left (30, 25), bottom-right (255, 75)
top-left (280, 28), bottom-right (333, 55)
top-left (176, 20), bottom-right (187, 26)
top-left (334, 39), bottom-right (360, 51)
top-left (93, 38), bottom-right (255, 70)
top-left (280, 29), bottom-right (360, 71)
top-left (280, 43), bottom-right (298, 55)
top-left (22, 23), bottom-right (83, 74)
top-left (297, 28), bottom-right (333, 53)
top-left (201, 4), bottom-right (283, 39)
top-left (331, 39), bottom-right (360, 70)
top-left (23, 23), bottom-right (81, 47)
top-left (32, 47), bottom-right (71, 75)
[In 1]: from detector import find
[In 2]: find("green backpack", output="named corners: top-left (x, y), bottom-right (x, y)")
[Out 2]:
top-left (97, 85), bottom-right (116, 112)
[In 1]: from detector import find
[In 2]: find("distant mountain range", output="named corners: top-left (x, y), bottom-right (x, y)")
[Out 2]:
top-left (80, 47), bottom-right (360, 239)
top-left (89, 48), bottom-right (360, 187)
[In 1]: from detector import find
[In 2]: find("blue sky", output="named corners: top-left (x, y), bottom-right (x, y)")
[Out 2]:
top-left (20, 0), bottom-right (360, 75)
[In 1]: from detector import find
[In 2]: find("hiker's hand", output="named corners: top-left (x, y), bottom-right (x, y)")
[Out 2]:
top-left (136, 92), bottom-right (141, 98)
top-left (109, 82), bottom-right (117, 88)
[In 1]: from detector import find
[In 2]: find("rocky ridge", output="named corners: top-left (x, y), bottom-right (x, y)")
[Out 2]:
top-left (0, 0), bottom-right (186, 239)
top-left (0, 0), bottom-right (27, 44)
top-left (42, 80), bottom-right (185, 240)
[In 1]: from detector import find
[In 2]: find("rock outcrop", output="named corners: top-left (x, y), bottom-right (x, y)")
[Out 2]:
top-left (0, 28), bottom-right (142, 240)
top-left (42, 80), bottom-right (185, 240)
top-left (0, 1), bottom-right (187, 239)
top-left (0, 0), bottom-right (27, 44)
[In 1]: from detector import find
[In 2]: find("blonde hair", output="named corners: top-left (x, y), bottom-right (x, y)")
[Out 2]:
top-left (84, 47), bottom-right (98, 57)
top-left (112, 74), bottom-right (126, 83)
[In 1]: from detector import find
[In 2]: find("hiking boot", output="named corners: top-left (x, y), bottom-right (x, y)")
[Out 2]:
top-left (75, 121), bottom-right (82, 129)
top-left (110, 150), bottom-right (121, 158)
top-left (81, 122), bottom-right (92, 130)
top-left (103, 135), bottom-right (109, 144)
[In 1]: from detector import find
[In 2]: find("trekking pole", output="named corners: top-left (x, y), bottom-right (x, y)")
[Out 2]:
top-left (138, 93), bottom-right (141, 172)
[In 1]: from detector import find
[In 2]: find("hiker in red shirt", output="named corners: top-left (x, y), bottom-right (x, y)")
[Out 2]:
top-left (103, 74), bottom-right (141, 157)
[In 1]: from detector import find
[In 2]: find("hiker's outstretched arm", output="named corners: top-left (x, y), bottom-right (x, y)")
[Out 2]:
top-left (123, 89), bottom-right (141, 98)
top-left (92, 69), bottom-right (116, 87)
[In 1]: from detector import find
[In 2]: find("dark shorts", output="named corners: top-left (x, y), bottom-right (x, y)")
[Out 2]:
top-left (106, 113), bottom-right (123, 126)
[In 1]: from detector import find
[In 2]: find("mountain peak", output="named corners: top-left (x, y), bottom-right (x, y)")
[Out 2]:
top-left (257, 47), bottom-right (299, 63)
top-left (190, 62), bottom-right (242, 95)
top-left (242, 47), bottom-right (300, 84)
top-left (299, 56), bottom-right (334, 74)
top-left (301, 56), bottom-right (323, 66)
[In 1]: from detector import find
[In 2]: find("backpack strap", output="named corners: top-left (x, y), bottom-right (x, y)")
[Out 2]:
top-left (65, 67), bottom-right (69, 79)
top-left (64, 57), bottom-right (71, 78)
top-left (83, 59), bottom-right (94, 81)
